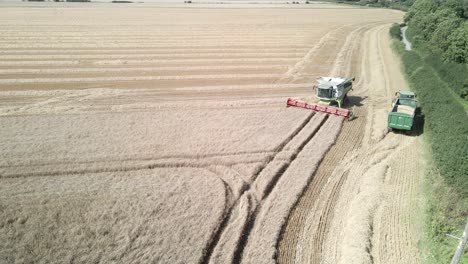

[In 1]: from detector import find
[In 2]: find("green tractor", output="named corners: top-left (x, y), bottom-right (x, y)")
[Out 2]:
top-left (387, 91), bottom-right (418, 132)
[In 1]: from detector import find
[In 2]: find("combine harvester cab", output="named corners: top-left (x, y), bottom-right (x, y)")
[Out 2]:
top-left (315, 76), bottom-right (355, 108)
top-left (287, 76), bottom-right (356, 120)
top-left (387, 90), bottom-right (418, 132)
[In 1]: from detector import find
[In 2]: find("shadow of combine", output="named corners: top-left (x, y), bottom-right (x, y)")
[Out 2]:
top-left (342, 95), bottom-right (366, 121)
top-left (346, 95), bottom-right (367, 107)
top-left (321, 95), bottom-right (366, 108)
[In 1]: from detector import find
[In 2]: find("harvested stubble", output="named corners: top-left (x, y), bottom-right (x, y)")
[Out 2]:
top-left (209, 194), bottom-right (254, 264)
top-left (0, 108), bottom-right (309, 177)
top-left (0, 104), bottom-right (316, 263)
top-left (241, 115), bottom-right (344, 264)
top-left (230, 162), bottom-right (264, 183)
top-left (253, 113), bottom-right (327, 200)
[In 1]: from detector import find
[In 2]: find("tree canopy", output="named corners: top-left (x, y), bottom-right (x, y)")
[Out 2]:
top-left (406, 0), bottom-right (468, 63)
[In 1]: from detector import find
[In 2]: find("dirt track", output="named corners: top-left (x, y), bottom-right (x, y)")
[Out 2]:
top-left (0, 4), bottom-right (421, 263)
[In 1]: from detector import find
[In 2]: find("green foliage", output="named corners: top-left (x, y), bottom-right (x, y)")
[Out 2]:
top-left (446, 21), bottom-right (468, 63)
top-left (441, 0), bottom-right (465, 17)
top-left (405, 0), bottom-right (468, 102)
top-left (430, 17), bottom-right (462, 53)
top-left (410, 7), bottom-right (458, 41)
top-left (348, 0), bottom-right (412, 11)
top-left (423, 168), bottom-right (468, 263)
top-left (425, 53), bottom-right (468, 99)
top-left (389, 23), bottom-right (402, 40)
top-left (397, 47), bottom-right (468, 197)
top-left (462, 84), bottom-right (468, 99)
top-left (392, 40), bottom-right (468, 263)
top-left (403, 49), bottom-right (424, 72)
top-left (406, 69), bottom-right (468, 196)
top-left (406, 0), bottom-right (468, 64)
top-left (404, 0), bottom-right (437, 22)
top-left (464, 0), bottom-right (468, 17)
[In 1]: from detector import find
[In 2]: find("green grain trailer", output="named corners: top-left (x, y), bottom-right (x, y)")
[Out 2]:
top-left (388, 91), bottom-right (417, 131)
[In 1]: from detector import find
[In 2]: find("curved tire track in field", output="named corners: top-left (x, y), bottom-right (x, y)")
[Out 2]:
top-left (201, 111), bottom-right (317, 264)
top-left (232, 114), bottom-right (331, 263)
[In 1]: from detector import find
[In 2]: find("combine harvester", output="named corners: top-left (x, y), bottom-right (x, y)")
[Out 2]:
top-left (287, 76), bottom-right (355, 120)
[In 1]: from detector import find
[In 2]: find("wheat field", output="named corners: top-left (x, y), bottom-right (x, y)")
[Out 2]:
top-left (0, 3), bottom-right (403, 263)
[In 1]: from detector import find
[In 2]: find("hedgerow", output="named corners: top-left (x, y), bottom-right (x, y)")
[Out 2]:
top-left (398, 50), bottom-right (468, 196)
top-left (390, 26), bottom-right (467, 195)
top-left (411, 67), bottom-right (467, 192)
top-left (390, 28), bottom-right (468, 263)
top-left (343, 0), bottom-right (412, 11)
top-left (424, 54), bottom-right (468, 100)
top-left (389, 23), bottom-right (402, 40)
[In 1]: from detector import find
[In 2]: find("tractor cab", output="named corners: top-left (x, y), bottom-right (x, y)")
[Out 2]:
top-left (393, 90), bottom-right (417, 108)
top-left (396, 90), bottom-right (416, 99)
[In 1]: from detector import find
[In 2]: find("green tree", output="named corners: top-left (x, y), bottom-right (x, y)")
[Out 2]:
top-left (430, 10), bottom-right (462, 53)
top-left (464, 0), bottom-right (468, 18)
top-left (446, 21), bottom-right (468, 63)
top-left (411, 10), bottom-right (441, 41)
top-left (405, 0), bottom-right (442, 42)
top-left (440, 0), bottom-right (465, 17)
top-left (405, 0), bottom-right (437, 22)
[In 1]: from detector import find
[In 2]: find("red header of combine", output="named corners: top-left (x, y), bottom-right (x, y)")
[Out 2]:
top-left (286, 98), bottom-right (350, 118)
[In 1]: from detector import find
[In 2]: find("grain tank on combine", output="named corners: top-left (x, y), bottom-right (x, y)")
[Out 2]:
top-left (287, 76), bottom-right (356, 120)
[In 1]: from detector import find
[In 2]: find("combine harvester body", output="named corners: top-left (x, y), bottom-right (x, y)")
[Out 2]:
top-left (315, 76), bottom-right (355, 108)
top-left (287, 76), bottom-right (355, 120)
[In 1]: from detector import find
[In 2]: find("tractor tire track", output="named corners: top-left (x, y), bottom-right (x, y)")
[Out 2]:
top-left (277, 21), bottom-right (372, 264)
top-left (232, 115), bottom-right (332, 264)
top-left (277, 106), bottom-right (366, 264)
top-left (278, 22), bottom-right (422, 264)
top-left (201, 111), bottom-right (316, 264)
